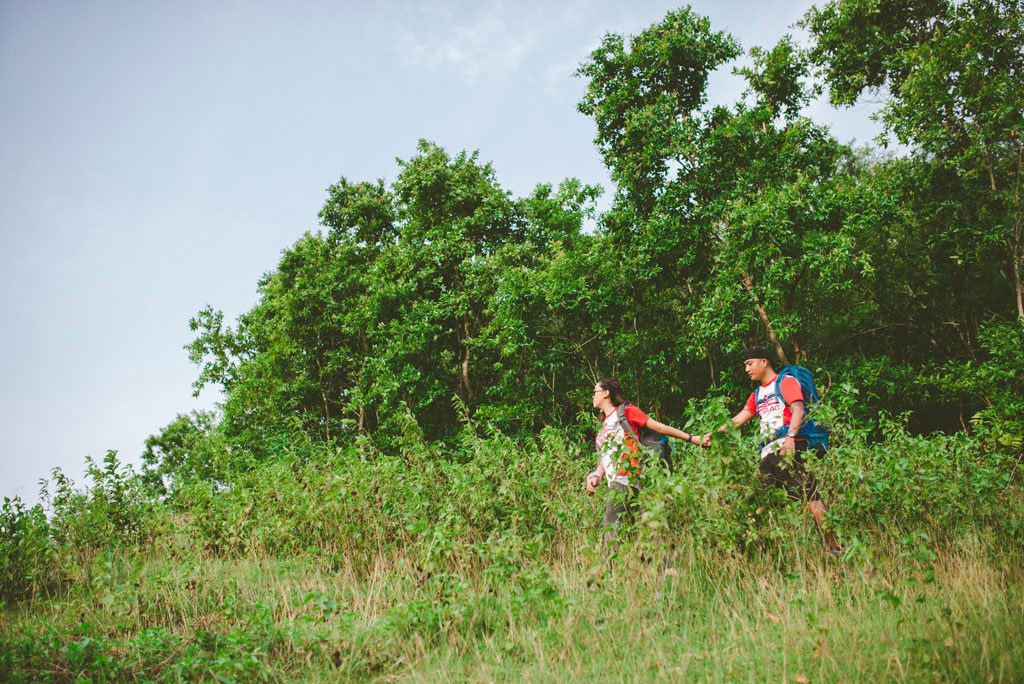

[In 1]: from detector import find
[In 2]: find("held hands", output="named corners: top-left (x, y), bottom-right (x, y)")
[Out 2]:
top-left (697, 431), bottom-right (793, 452)
top-left (685, 432), bottom-right (711, 449)
top-left (700, 424), bottom-right (730, 448)
top-left (585, 470), bottom-right (602, 495)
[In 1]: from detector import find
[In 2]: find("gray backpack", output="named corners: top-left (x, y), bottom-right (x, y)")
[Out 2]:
top-left (615, 404), bottom-right (674, 474)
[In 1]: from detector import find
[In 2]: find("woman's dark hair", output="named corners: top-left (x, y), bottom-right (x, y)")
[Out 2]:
top-left (596, 377), bottom-right (627, 407)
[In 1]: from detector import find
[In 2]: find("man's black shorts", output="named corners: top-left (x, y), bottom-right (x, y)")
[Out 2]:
top-left (758, 441), bottom-right (820, 502)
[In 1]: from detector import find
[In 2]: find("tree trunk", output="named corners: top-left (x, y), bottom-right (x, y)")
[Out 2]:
top-left (740, 270), bottom-right (789, 365)
top-left (1013, 143), bottom-right (1023, 320)
top-left (315, 355), bottom-right (330, 442)
top-left (707, 345), bottom-right (717, 388)
top-left (321, 388), bottom-right (331, 442)
top-left (1012, 239), bottom-right (1024, 321)
top-left (460, 315), bottom-right (475, 400)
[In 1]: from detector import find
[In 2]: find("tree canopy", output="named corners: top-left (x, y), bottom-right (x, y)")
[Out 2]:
top-left (146, 1), bottom-right (1024, 493)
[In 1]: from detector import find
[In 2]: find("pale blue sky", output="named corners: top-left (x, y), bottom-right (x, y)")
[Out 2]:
top-left (1, 0), bottom-right (883, 503)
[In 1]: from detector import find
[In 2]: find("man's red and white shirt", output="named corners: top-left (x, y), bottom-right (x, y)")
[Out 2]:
top-left (744, 375), bottom-right (805, 459)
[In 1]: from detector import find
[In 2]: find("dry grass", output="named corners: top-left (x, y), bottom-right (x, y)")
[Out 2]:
top-left (4, 535), bottom-right (1021, 683)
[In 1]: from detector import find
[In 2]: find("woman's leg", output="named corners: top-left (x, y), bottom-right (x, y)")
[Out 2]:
top-left (602, 483), bottom-right (636, 566)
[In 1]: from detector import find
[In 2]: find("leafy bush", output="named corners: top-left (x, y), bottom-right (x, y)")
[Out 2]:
top-left (41, 450), bottom-right (157, 564)
top-left (171, 407), bottom-right (594, 570)
top-left (0, 498), bottom-right (57, 602)
top-left (149, 385), bottom-right (1024, 571)
top-left (3, 452), bottom-right (160, 605)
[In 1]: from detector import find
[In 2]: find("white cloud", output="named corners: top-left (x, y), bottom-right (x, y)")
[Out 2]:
top-left (398, 7), bottom-right (540, 81)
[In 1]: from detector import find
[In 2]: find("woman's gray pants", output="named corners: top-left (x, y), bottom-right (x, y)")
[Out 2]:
top-left (602, 482), bottom-right (637, 560)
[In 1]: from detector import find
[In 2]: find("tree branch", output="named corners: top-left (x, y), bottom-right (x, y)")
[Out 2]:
top-left (740, 269), bottom-right (789, 365)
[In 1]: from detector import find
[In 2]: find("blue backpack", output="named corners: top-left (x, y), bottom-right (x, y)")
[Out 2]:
top-left (767, 365), bottom-right (830, 452)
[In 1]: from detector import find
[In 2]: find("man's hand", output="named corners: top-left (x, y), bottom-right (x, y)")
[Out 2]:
top-left (780, 436), bottom-right (797, 455)
top-left (701, 432), bottom-right (712, 447)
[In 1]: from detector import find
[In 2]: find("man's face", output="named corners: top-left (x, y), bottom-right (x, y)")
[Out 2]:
top-left (744, 358), bottom-right (769, 382)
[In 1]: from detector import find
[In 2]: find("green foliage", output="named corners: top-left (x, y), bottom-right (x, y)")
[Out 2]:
top-left (166, 3), bottom-right (1022, 456)
top-left (186, 305), bottom-right (250, 396)
top-left (576, 5), bottom-right (874, 382)
top-left (576, 7), bottom-right (741, 209)
top-left (168, 413), bottom-right (592, 568)
top-left (181, 139), bottom-right (611, 454)
top-left (2, 454), bottom-right (161, 604)
top-left (127, 405), bottom-right (1024, 567)
top-left (7, 5), bottom-right (1024, 680)
top-left (0, 617), bottom-right (287, 683)
top-left (3, 417), bottom-right (1024, 681)
top-left (802, 0), bottom-right (950, 105)
top-left (968, 319), bottom-right (1024, 452)
top-left (803, 0), bottom-right (1024, 320)
top-left (140, 410), bottom-right (229, 496)
top-left (824, 417), bottom-right (1019, 535)
top-left (0, 498), bottom-right (56, 602)
top-left (738, 35), bottom-right (818, 120)
top-left (41, 451), bottom-right (156, 564)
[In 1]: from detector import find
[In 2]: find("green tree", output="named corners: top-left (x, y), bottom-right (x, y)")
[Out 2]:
top-left (140, 410), bottom-right (227, 495)
top-left (577, 11), bottom-right (867, 378)
top-left (804, 0), bottom-right (1024, 320)
top-left (577, 6), bottom-right (739, 242)
top-left (181, 141), bottom-right (603, 454)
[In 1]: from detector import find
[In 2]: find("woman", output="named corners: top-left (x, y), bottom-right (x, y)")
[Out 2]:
top-left (585, 377), bottom-right (703, 557)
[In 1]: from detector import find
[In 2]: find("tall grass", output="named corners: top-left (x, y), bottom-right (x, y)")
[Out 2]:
top-left (2, 539), bottom-right (1021, 681)
top-left (2, 399), bottom-right (1022, 681)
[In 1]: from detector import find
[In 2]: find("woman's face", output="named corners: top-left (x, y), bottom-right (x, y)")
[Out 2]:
top-left (592, 383), bottom-right (609, 409)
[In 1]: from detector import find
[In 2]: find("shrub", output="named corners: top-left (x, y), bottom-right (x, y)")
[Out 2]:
top-left (41, 450), bottom-right (157, 564)
top-left (0, 497), bottom-right (57, 602)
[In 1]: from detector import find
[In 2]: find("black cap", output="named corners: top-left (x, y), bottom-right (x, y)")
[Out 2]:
top-left (743, 345), bottom-right (771, 361)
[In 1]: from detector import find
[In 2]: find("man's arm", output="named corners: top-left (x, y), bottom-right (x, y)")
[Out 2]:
top-left (728, 409), bottom-right (757, 430)
top-left (702, 409), bottom-right (756, 446)
top-left (781, 400), bottom-right (805, 454)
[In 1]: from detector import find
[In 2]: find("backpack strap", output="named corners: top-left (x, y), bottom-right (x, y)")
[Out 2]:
top-left (767, 369), bottom-right (803, 442)
top-left (772, 374), bottom-right (786, 405)
top-left (616, 403), bottom-right (643, 445)
top-left (768, 367), bottom-right (831, 446)
top-left (772, 367), bottom-right (806, 409)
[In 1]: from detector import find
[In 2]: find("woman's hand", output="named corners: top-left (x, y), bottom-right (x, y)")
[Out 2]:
top-left (585, 471), bottom-right (602, 495)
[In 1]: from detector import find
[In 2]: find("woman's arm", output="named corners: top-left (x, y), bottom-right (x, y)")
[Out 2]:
top-left (645, 417), bottom-right (703, 446)
top-left (585, 463), bottom-right (605, 495)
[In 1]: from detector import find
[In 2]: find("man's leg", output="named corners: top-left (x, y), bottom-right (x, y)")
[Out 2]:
top-left (793, 451), bottom-right (841, 551)
top-left (761, 448), bottom-right (840, 551)
top-left (807, 498), bottom-right (839, 550)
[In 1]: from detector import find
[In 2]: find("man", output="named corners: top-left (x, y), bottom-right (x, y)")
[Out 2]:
top-left (703, 346), bottom-right (840, 553)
